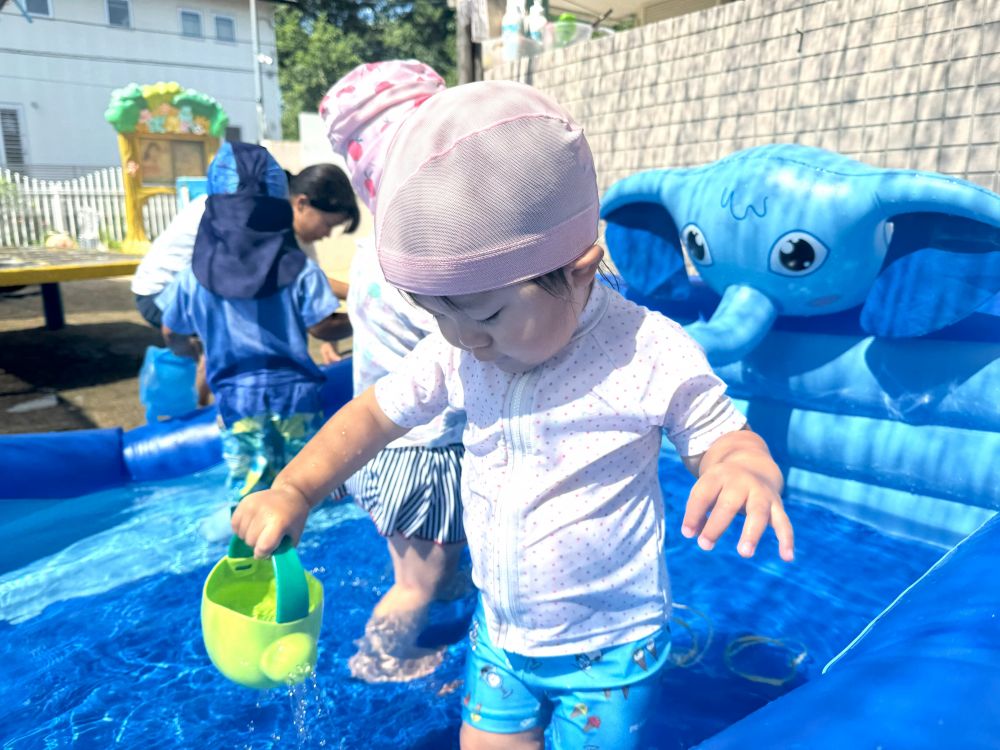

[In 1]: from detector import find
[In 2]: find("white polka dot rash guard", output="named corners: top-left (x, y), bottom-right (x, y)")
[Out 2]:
top-left (375, 283), bottom-right (747, 657)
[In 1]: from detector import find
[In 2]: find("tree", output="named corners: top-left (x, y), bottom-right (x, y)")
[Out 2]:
top-left (275, 0), bottom-right (456, 139)
top-left (275, 12), bottom-right (365, 139)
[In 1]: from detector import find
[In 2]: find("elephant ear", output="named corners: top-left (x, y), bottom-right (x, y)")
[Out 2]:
top-left (601, 170), bottom-right (691, 299)
top-left (862, 212), bottom-right (1000, 337)
top-left (861, 172), bottom-right (1000, 338)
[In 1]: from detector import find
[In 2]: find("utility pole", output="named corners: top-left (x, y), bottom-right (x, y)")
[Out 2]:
top-left (456, 1), bottom-right (475, 84)
top-left (249, 0), bottom-right (267, 141)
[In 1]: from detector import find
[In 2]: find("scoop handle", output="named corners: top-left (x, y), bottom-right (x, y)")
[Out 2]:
top-left (227, 535), bottom-right (310, 624)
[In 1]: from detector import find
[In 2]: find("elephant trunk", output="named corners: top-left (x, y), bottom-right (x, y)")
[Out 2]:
top-left (685, 284), bottom-right (778, 366)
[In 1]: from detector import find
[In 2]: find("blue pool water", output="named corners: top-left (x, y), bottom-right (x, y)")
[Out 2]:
top-left (0, 452), bottom-right (942, 749)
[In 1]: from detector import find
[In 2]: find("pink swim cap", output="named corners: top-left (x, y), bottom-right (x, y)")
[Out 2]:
top-left (320, 60), bottom-right (446, 213)
top-left (376, 80), bottom-right (600, 296)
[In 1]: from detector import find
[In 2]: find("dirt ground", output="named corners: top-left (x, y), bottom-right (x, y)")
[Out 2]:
top-left (0, 277), bottom-right (159, 434)
top-left (0, 277), bottom-right (345, 435)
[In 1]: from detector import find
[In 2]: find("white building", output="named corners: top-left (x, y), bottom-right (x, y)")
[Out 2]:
top-left (0, 0), bottom-right (283, 177)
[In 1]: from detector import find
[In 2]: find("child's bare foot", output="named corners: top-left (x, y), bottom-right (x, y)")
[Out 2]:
top-left (349, 613), bottom-right (445, 683)
top-left (372, 583), bottom-right (432, 620)
top-left (348, 643), bottom-right (444, 683)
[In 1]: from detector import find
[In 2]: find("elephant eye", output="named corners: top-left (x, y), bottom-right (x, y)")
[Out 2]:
top-left (680, 224), bottom-right (712, 266)
top-left (769, 231), bottom-right (828, 276)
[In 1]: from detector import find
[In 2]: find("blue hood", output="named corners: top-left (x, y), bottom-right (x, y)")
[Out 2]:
top-left (191, 142), bottom-right (306, 299)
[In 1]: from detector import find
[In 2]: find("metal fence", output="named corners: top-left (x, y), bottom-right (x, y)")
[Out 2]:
top-left (0, 167), bottom-right (177, 248)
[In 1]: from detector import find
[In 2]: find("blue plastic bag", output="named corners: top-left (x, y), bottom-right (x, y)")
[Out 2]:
top-left (138, 346), bottom-right (198, 423)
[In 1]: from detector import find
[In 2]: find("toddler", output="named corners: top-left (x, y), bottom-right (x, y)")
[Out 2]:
top-left (160, 143), bottom-right (349, 537)
top-left (233, 82), bottom-right (793, 749)
top-left (320, 60), bottom-right (468, 682)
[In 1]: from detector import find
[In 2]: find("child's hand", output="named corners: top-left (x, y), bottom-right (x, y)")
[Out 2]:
top-left (231, 484), bottom-right (312, 559)
top-left (318, 341), bottom-right (342, 365)
top-left (681, 430), bottom-right (794, 562)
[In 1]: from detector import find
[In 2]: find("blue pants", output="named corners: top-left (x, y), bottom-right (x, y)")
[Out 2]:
top-left (462, 601), bottom-right (671, 749)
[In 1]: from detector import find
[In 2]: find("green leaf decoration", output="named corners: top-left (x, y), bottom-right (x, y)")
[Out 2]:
top-left (104, 83), bottom-right (147, 133)
top-left (142, 81), bottom-right (184, 112)
top-left (105, 83), bottom-right (229, 137)
top-left (173, 90), bottom-right (230, 137)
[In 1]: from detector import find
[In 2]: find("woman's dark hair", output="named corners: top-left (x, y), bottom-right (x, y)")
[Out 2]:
top-left (288, 163), bottom-right (360, 233)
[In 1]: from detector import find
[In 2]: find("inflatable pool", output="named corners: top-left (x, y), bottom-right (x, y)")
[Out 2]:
top-left (1, 145), bottom-right (998, 747)
top-left (0, 403), bottom-right (947, 748)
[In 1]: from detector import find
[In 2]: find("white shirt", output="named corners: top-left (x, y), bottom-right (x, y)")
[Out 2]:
top-left (131, 195), bottom-right (207, 297)
top-left (131, 195), bottom-right (320, 298)
top-left (375, 283), bottom-right (747, 656)
top-left (348, 237), bottom-right (465, 448)
top-left (296, 238), bottom-right (320, 264)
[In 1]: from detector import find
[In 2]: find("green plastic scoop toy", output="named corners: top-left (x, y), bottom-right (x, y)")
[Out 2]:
top-left (201, 535), bottom-right (324, 689)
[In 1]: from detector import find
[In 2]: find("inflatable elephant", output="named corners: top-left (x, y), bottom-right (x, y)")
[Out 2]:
top-left (601, 144), bottom-right (1000, 364)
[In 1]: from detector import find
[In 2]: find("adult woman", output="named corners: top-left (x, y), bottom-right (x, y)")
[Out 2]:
top-left (288, 164), bottom-right (359, 300)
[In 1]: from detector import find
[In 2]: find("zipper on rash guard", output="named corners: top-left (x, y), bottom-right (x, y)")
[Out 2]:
top-left (493, 368), bottom-right (539, 646)
top-left (490, 288), bottom-right (610, 647)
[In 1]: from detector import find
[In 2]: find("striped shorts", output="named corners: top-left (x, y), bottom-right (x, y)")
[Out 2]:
top-left (347, 444), bottom-right (465, 545)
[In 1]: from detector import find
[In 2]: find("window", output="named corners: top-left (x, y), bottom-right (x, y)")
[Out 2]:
top-left (215, 15), bottom-right (236, 43)
top-left (180, 9), bottom-right (202, 38)
top-left (224, 126), bottom-right (242, 143)
top-left (0, 108), bottom-right (27, 169)
top-left (25, 0), bottom-right (51, 16)
top-left (107, 0), bottom-right (130, 28)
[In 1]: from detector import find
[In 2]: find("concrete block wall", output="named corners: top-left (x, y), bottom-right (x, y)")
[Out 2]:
top-left (487, 0), bottom-right (1000, 194)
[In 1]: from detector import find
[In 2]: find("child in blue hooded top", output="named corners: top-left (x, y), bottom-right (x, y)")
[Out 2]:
top-left (159, 142), bottom-right (349, 513)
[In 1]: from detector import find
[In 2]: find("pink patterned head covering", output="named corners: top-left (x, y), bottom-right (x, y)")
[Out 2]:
top-left (320, 60), bottom-right (445, 212)
top-left (376, 80), bottom-right (600, 297)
